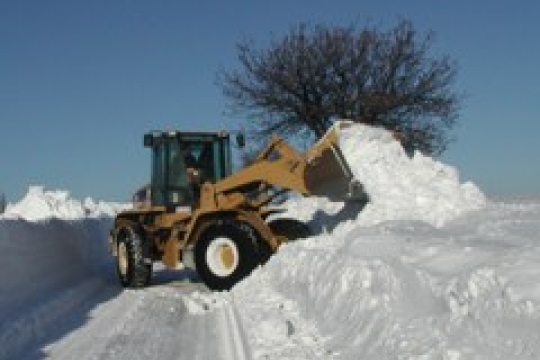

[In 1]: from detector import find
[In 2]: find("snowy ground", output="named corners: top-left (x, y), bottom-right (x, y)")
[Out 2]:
top-left (1, 123), bottom-right (539, 360)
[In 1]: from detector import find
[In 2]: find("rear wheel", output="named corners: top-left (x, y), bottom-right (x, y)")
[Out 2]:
top-left (195, 220), bottom-right (259, 291)
top-left (116, 227), bottom-right (152, 288)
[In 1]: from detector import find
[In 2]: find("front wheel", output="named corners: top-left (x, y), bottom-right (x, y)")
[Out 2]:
top-left (194, 220), bottom-right (259, 291)
top-left (116, 227), bottom-right (152, 288)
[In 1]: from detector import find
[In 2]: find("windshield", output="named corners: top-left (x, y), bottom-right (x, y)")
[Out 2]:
top-left (148, 132), bottom-right (231, 208)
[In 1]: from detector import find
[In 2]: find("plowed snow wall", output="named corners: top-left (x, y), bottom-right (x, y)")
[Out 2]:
top-left (0, 218), bottom-right (113, 320)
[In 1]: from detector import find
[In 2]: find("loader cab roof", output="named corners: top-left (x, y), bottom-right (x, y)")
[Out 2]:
top-left (144, 130), bottom-right (230, 147)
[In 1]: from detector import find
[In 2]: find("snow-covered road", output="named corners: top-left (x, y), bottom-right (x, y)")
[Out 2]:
top-left (2, 259), bottom-right (254, 360)
top-left (33, 279), bottom-right (250, 360)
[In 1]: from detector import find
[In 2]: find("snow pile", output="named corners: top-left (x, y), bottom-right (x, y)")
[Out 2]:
top-left (233, 202), bottom-right (540, 360)
top-left (2, 186), bottom-right (129, 221)
top-left (285, 122), bottom-right (486, 228)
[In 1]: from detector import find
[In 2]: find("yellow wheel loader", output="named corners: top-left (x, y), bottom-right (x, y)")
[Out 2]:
top-left (109, 121), bottom-right (363, 290)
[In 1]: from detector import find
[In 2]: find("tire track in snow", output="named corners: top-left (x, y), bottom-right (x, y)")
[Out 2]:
top-left (217, 294), bottom-right (253, 360)
top-left (35, 283), bottom-right (145, 360)
top-left (29, 281), bottom-right (253, 360)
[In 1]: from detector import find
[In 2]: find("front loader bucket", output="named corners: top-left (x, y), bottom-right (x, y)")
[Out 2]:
top-left (304, 121), bottom-right (365, 202)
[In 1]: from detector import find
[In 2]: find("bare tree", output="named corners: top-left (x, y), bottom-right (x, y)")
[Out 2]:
top-left (218, 19), bottom-right (460, 155)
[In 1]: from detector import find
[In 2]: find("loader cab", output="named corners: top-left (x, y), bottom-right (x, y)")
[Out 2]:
top-left (143, 130), bottom-right (233, 209)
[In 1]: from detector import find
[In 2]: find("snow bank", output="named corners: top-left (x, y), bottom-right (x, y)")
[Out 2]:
top-left (0, 188), bottom-right (122, 359)
top-left (234, 202), bottom-right (540, 360)
top-left (0, 188), bottom-right (122, 306)
top-left (0, 218), bottom-right (112, 303)
top-left (284, 122), bottom-right (486, 229)
top-left (2, 186), bottom-right (129, 221)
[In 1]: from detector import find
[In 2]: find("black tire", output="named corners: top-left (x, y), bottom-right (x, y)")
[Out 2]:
top-left (256, 237), bottom-right (274, 265)
top-left (268, 218), bottom-right (312, 242)
top-left (194, 219), bottom-right (259, 291)
top-left (116, 227), bottom-right (152, 288)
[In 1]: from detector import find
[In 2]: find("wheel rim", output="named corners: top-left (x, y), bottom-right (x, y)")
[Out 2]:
top-left (118, 241), bottom-right (128, 276)
top-left (205, 237), bottom-right (239, 277)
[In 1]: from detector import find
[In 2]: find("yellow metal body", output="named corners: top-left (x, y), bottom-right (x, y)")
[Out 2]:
top-left (110, 121), bottom-right (362, 270)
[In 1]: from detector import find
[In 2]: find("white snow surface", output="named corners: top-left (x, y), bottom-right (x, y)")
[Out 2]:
top-left (2, 123), bottom-right (540, 360)
top-left (1, 185), bottom-right (129, 221)
top-left (282, 122), bottom-right (486, 229)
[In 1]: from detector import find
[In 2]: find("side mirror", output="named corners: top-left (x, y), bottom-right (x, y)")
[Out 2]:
top-left (143, 134), bottom-right (154, 147)
top-left (236, 133), bottom-right (246, 148)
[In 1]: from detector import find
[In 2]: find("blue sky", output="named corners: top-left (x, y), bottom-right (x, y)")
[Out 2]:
top-left (1, 0), bottom-right (539, 202)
